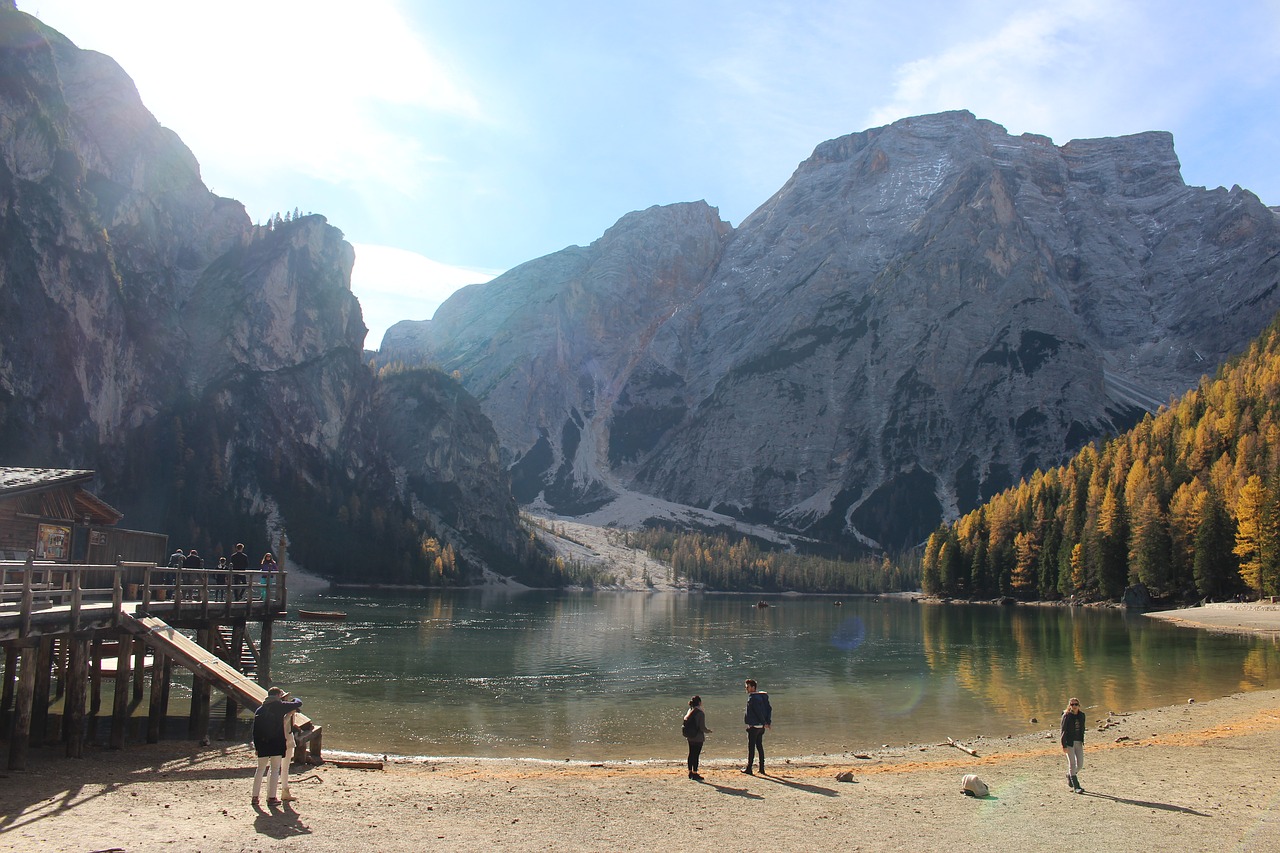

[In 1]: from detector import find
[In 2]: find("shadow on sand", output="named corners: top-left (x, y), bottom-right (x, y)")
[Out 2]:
top-left (1078, 790), bottom-right (1209, 817)
top-left (754, 772), bottom-right (840, 797)
top-left (252, 802), bottom-right (313, 839)
top-left (702, 779), bottom-right (764, 800)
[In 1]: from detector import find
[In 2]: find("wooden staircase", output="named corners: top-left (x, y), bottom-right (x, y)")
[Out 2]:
top-left (214, 625), bottom-right (259, 678)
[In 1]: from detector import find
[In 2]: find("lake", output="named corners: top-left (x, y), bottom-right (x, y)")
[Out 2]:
top-left (271, 589), bottom-right (1280, 762)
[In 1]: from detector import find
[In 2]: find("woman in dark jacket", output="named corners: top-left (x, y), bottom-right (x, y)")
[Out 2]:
top-left (683, 695), bottom-right (712, 780)
top-left (1060, 697), bottom-right (1086, 792)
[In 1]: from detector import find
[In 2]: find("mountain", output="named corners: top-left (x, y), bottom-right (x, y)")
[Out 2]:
top-left (0, 6), bottom-right (533, 583)
top-left (383, 111), bottom-right (1280, 552)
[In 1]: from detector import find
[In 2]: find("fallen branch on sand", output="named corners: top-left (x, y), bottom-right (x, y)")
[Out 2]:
top-left (945, 737), bottom-right (979, 757)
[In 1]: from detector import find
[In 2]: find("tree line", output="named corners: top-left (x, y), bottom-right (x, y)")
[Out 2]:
top-left (922, 314), bottom-right (1280, 602)
top-left (627, 527), bottom-right (919, 594)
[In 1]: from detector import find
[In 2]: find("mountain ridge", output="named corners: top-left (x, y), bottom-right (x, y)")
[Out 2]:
top-left (0, 7), bottom-right (538, 583)
top-left (384, 110), bottom-right (1280, 553)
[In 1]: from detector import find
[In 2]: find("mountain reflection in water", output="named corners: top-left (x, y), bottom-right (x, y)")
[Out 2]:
top-left (269, 590), bottom-right (1280, 760)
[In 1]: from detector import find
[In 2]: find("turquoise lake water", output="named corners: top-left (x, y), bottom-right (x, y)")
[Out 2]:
top-left (269, 589), bottom-right (1280, 762)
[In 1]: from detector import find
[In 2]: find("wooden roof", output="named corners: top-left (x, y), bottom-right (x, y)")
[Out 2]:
top-left (0, 468), bottom-right (95, 496)
top-left (0, 468), bottom-right (123, 524)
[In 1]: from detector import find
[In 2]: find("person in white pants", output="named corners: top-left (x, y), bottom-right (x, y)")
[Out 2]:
top-left (252, 686), bottom-right (302, 806)
top-left (1060, 697), bottom-right (1086, 793)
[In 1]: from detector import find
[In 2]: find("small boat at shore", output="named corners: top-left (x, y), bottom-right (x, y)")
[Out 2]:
top-left (297, 609), bottom-right (347, 621)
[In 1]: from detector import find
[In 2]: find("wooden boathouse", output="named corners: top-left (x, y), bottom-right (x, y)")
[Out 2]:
top-left (0, 468), bottom-right (319, 770)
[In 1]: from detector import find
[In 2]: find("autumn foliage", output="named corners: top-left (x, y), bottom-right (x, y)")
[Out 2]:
top-left (922, 315), bottom-right (1280, 602)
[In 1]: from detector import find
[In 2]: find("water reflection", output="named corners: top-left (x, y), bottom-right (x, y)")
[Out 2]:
top-left (270, 591), bottom-right (1280, 760)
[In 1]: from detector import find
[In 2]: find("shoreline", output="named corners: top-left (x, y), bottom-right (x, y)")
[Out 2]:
top-left (5, 604), bottom-right (1280, 851)
top-left (5, 687), bottom-right (1279, 852)
top-left (1143, 601), bottom-right (1280, 636)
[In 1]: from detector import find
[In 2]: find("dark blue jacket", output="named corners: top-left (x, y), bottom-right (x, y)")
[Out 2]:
top-left (744, 691), bottom-right (772, 727)
top-left (253, 696), bottom-right (303, 757)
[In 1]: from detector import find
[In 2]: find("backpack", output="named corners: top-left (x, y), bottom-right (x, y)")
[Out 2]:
top-left (682, 712), bottom-right (698, 738)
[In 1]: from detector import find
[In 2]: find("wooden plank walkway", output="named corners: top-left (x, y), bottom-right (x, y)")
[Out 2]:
top-left (120, 613), bottom-right (311, 729)
top-left (0, 597), bottom-right (279, 642)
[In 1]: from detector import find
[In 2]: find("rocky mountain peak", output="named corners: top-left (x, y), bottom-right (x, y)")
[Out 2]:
top-left (392, 110), bottom-right (1280, 552)
top-left (0, 6), bottom-right (531, 583)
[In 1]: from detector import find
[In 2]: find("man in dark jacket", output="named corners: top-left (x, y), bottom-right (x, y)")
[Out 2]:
top-left (252, 686), bottom-right (303, 806)
top-left (742, 678), bottom-right (772, 775)
top-left (229, 543), bottom-right (250, 600)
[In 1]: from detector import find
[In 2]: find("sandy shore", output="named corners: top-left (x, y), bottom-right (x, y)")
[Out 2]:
top-left (4, 605), bottom-right (1280, 852)
top-left (1145, 601), bottom-right (1280, 636)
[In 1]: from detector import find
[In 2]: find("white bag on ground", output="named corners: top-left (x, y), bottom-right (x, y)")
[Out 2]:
top-left (960, 774), bottom-right (989, 797)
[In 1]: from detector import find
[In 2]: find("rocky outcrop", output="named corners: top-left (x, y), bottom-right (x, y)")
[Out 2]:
top-left (383, 201), bottom-right (732, 512)
top-left (0, 8), bottom-right (525, 582)
top-left (387, 111), bottom-right (1280, 551)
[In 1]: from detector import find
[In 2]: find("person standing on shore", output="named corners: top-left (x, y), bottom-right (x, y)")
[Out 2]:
top-left (1061, 697), bottom-right (1086, 793)
top-left (683, 696), bottom-right (712, 780)
top-left (742, 678), bottom-right (772, 775)
top-left (253, 686), bottom-right (303, 807)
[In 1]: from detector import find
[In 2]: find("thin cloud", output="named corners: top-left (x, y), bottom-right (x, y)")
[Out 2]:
top-left (868, 3), bottom-right (1130, 137)
top-left (351, 243), bottom-right (498, 346)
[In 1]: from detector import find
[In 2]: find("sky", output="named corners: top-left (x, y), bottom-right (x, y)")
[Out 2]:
top-left (19, 1), bottom-right (1280, 346)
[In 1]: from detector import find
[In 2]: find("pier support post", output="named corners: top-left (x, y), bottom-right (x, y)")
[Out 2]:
top-left (257, 619), bottom-right (274, 686)
top-left (63, 636), bottom-right (89, 757)
top-left (188, 628), bottom-right (211, 739)
top-left (54, 637), bottom-right (67, 699)
top-left (132, 636), bottom-right (147, 702)
top-left (147, 650), bottom-right (168, 743)
top-left (109, 629), bottom-right (132, 749)
top-left (88, 636), bottom-right (103, 740)
top-left (223, 623), bottom-right (245, 738)
top-left (1, 646), bottom-right (16, 729)
top-left (7, 644), bottom-right (36, 771)
top-left (30, 637), bottom-right (53, 747)
top-left (159, 655), bottom-right (173, 738)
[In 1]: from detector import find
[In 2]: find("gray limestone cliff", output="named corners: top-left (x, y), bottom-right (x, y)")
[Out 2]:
top-left (384, 111), bottom-right (1280, 550)
top-left (0, 8), bottom-right (528, 581)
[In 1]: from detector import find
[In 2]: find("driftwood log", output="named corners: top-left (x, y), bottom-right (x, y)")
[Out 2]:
top-left (946, 737), bottom-right (979, 757)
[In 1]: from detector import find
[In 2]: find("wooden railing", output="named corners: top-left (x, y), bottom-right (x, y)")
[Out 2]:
top-left (0, 551), bottom-right (288, 638)
top-left (1, 553), bottom-right (126, 636)
top-left (139, 565), bottom-right (287, 618)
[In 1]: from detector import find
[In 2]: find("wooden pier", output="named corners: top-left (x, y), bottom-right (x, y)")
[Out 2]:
top-left (0, 552), bottom-right (320, 770)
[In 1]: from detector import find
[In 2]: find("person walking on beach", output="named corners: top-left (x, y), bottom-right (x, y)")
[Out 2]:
top-left (1061, 696), bottom-right (1086, 793)
top-left (742, 678), bottom-right (772, 775)
top-left (253, 686), bottom-right (303, 807)
top-left (683, 696), bottom-right (712, 780)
